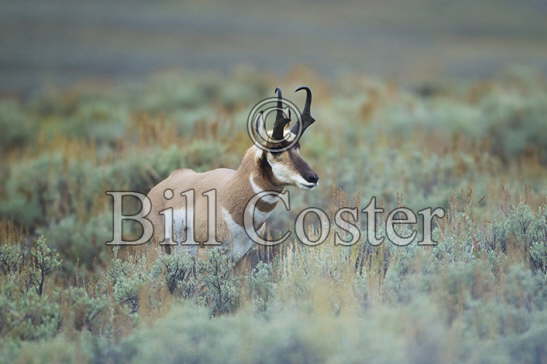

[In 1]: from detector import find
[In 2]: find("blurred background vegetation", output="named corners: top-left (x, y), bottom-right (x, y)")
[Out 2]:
top-left (0, 1), bottom-right (546, 363)
top-left (2, 0), bottom-right (547, 93)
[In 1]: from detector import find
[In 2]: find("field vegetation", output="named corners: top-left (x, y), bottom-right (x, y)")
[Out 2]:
top-left (0, 67), bottom-right (546, 363)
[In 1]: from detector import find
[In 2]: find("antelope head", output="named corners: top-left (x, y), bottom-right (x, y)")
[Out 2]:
top-left (259, 86), bottom-right (319, 190)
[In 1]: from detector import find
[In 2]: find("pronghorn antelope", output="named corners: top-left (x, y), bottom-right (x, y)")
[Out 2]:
top-left (146, 87), bottom-right (318, 266)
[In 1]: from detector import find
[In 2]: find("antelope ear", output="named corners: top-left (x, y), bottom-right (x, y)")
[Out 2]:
top-left (255, 111), bottom-right (270, 143)
top-left (255, 146), bottom-right (266, 163)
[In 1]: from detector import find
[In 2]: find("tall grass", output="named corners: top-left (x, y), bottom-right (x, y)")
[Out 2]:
top-left (0, 68), bottom-right (546, 363)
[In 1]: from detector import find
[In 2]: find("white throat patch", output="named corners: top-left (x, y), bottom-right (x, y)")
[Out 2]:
top-left (249, 174), bottom-right (279, 204)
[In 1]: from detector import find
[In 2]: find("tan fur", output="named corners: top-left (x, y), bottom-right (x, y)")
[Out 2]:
top-left (147, 146), bottom-right (283, 259)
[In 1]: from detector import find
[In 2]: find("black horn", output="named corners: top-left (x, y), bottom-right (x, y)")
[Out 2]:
top-left (291, 86), bottom-right (315, 136)
top-left (275, 88), bottom-right (283, 123)
top-left (272, 88), bottom-right (290, 141)
top-left (296, 86), bottom-right (312, 114)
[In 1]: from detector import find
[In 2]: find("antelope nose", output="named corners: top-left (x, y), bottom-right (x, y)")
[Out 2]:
top-left (306, 173), bottom-right (319, 184)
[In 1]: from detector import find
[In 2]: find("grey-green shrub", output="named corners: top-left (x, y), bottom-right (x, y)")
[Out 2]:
top-left (0, 238), bottom-right (62, 341)
top-left (199, 248), bottom-right (239, 315)
top-left (481, 205), bottom-right (546, 272)
top-left (250, 262), bottom-right (274, 312)
top-left (39, 213), bottom-right (112, 271)
top-left (61, 100), bottom-right (128, 144)
top-left (153, 251), bottom-right (198, 298)
top-left (65, 287), bottom-right (110, 334)
top-left (106, 256), bottom-right (150, 313)
top-left (481, 93), bottom-right (547, 163)
top-left (0, 101), bottom-right (34, 151)
top-left (1, 69), bottom-right (546, 364)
